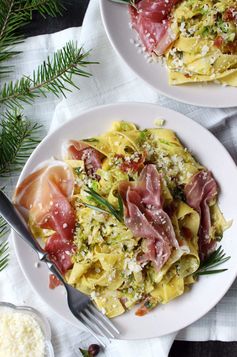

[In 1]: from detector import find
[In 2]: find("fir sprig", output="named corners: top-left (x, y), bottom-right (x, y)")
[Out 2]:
top-left (84, 187), bottom-right (124, 223)
top-left (0, 240), bottom-right (9, 272)
top-left (195, 246), bottom-right (230, 276)
top-left (0, 215), bottom-right (9, 239)
top-left (15, 0), bottom-right (64, 18)
top-left (0, 0), bottom-right (63, 71)
top-left (0, 43), bottom-right (95, 109)
top-left (0, 111), bottom-right (41, 175)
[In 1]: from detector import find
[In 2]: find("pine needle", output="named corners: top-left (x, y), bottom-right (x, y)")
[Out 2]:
top-left (0, 111), bottom-right (41, 175)
top-left (109, 0), bottom-right (137, 6)
top-left (195, 246), bottom-right (230, 276)
top-left (0, 240), bottom-right (9, 272)
top-left (15, 0), bottom-right (64, 18)
top-left (0, 215), bottom-right (9, 239)
top-left (0, 42), bottom-right (96, 109)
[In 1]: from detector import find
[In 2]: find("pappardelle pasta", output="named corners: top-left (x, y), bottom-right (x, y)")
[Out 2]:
top-left (14, 121), bottom-right (230, 318)
top-left (64, 121), bottom-right (229, 317)
top-left (167, 0), bottom-right (237, 85)
top-left (128, 0), bottom-right (237, 86)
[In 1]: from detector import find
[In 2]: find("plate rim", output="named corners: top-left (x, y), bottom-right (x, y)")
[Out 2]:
top-left (12, 102), bottom-right (237, 339)
top-left (99, 0), bottom-right (237, 109)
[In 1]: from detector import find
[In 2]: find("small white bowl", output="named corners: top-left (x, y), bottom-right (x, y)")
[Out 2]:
top-left (0, 302), bottom-right (54, 357)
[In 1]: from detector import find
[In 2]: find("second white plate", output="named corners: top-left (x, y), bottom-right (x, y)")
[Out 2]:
top-left (100, 0), bottom-right (237, 108)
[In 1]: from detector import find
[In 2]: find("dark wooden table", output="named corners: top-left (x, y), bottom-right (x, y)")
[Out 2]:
top-left (24, 1), bottom-right (237, 356)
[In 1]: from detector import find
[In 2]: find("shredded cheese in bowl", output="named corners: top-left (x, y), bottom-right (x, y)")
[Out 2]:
top-left (0, 303), bottom-right (54, 357)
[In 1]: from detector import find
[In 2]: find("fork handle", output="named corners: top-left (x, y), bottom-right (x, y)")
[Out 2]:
top-left (0, 190), bottom-right (46, 260)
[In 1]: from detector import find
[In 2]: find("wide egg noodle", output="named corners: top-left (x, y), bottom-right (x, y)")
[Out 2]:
top-left (166, 1), bottom-right (237, 86)
top-left (53, 121), bottom-right (228, 318)
top-left (82, 122), bottom-right (139, 157)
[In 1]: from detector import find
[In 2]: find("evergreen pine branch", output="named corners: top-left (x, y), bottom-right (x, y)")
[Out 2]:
top-left (0, 240), bottom-right (9, 271)
top-left (0, 42), bottom-right (96, 109)
top-left (0, 0), bottom-right (64, 76)
top-left (0, 215), bottom-right (9, 239)
top-left (15, 0), bottom-right (64, 18)
top-left (0, 0), bottom-right (26, 57)
top-left (0, 111), bottom-right (41, 176)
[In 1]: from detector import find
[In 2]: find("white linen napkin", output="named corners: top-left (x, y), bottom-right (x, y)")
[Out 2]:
top-left (0, 0), bottom-right (237, 356)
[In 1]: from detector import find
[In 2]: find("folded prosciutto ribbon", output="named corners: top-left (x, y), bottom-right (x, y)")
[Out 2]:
top-left (13, 142), bottom-right (105, 279)
top-left (185, 170), bottom-right (218, 261)
top-left (129, 0), bottom-right (181, 55)
top-left (67, 140), bottom-right (104, 178)
top-left (119, 164), bottom-right (179, 272)
top-left (14, 161), bottom-right (76, 275)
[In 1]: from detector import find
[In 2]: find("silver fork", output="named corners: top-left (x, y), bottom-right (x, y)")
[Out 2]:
top-left (0, 191), bottom-right (120, 348)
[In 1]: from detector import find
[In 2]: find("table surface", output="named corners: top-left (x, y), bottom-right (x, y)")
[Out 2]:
top-left (23, 1), bottom-right (237, 356)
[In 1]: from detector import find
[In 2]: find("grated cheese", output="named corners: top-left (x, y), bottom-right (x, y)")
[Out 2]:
top-left (0, 310), bottom-right (45, 357)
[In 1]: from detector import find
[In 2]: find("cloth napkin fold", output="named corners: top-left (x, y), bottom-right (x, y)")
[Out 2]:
top-left (1, 0), bottom-right (237, 356)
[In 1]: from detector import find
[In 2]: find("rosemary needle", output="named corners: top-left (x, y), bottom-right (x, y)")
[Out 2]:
top-left (195, 246), bottom-right (230, 276)
top-left (83, 187), bottom-right (124, 223)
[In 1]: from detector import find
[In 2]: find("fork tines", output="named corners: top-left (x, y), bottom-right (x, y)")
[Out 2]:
top-left (77, 302), bottom-right (120, 347)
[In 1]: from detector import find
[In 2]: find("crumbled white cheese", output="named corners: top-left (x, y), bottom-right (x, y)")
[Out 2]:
top-left (201, 45), bottom-right (209, 56)
top-left (124, 258), bottom-right (142, 274)
top-left (0, 310), bottom-right (45, 357)
top-left (90, 291), bottom-right (96, 300)
top-left (154, 119), bottom-right (165, 127)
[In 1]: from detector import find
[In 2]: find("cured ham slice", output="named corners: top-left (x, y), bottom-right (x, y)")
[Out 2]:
top-left (119, 164), bottom-right (178, 271)
top-left (67, 140), bottom-right (104, 178)
top-left (14, 161), bottom-right (75, 274)
top-left (184, 170), bottom-right (218, 260)
top-left (129, 0), bottom-right (179, 55)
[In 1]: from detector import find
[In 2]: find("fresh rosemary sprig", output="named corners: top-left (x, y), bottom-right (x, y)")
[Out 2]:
top-left (84, 187), bottom-right (124, 223)
top-left (195, 246), bottom-right (230, 276)
top-left (0, 43), bottom-right (95, 109)
top-left (0, 240), bottom-right (9, 272)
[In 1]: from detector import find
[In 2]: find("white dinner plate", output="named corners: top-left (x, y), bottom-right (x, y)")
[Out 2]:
top-left (100, 0), bottom-right (237, 108)
top-left (13, 103), bottom-right (237, 339)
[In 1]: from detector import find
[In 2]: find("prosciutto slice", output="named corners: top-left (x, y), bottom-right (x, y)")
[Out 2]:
top-left (129, 0), bottom-right (179, 55)
top-left (184, 170), bottom-right (218, 260)
top-left (119, 164), bottom-right (178, 271)
top-left (67, 140), bottom-right (104, 178)
top-left (14, 161), bottom-right (76, 274)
